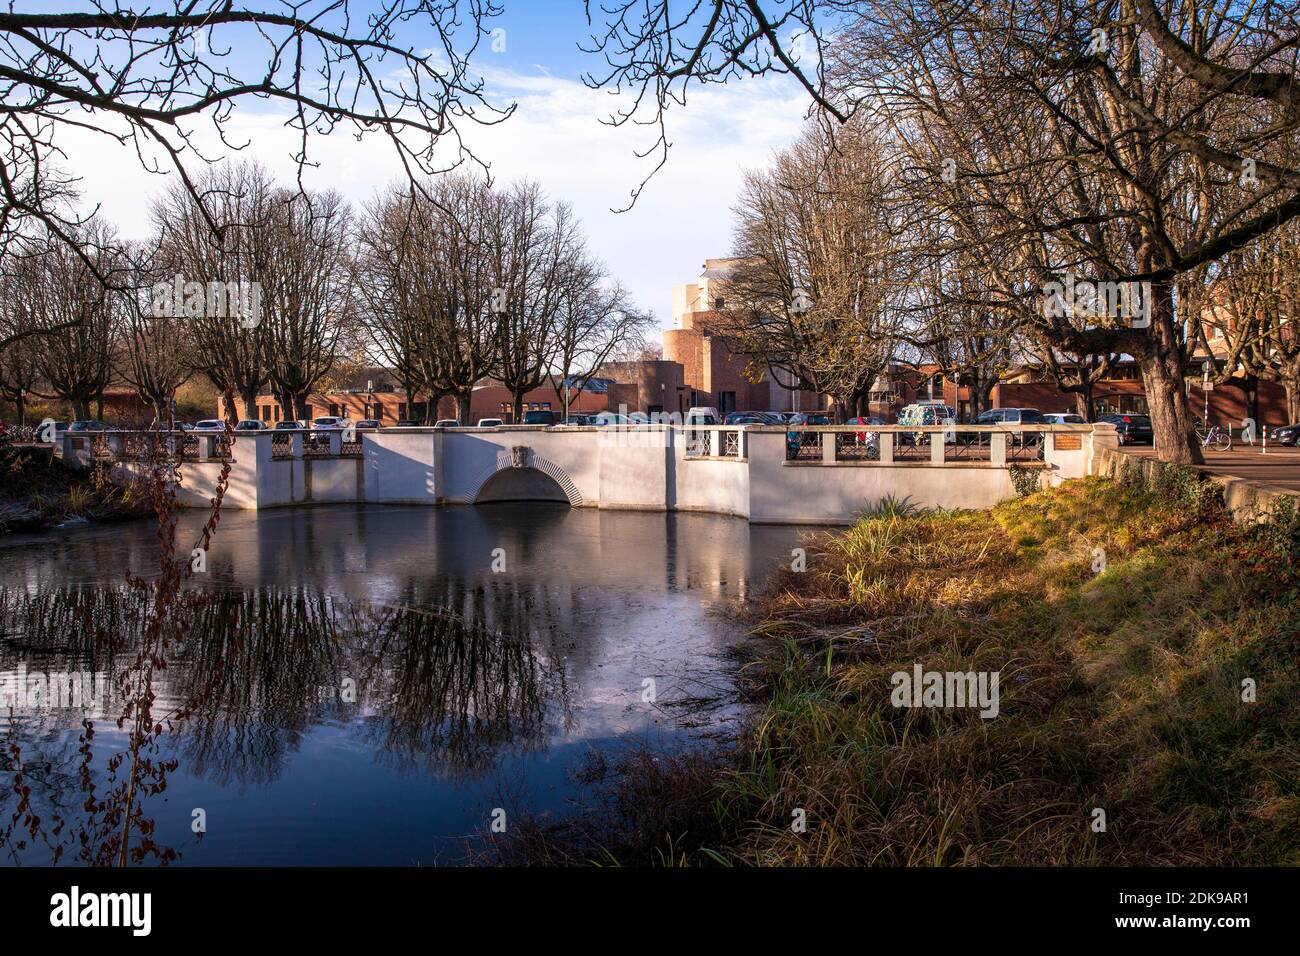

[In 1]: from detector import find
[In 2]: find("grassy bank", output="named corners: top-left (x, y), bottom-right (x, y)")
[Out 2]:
top-left (494, 471), bottom-right (1300, 865)
top-left (0, 447), bottom-right (151, 534)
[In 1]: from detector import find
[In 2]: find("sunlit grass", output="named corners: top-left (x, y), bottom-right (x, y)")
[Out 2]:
top-left (486, 474), bottom-right (1299, 866)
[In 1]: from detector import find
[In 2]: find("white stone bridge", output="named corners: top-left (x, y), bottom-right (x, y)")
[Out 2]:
top-left (65, 423), bottom-right (1118, 525)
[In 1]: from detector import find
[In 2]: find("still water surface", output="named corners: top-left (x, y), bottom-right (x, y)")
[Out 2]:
top-left (0, 504), bottom-right (813, 865)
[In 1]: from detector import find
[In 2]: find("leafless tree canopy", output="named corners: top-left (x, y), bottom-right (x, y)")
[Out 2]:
top-left (724, 118), bottom-right (904, 415)
top-left (582, 0), bottom-right (853, 208)
top-left (355, 174), bottom-right (650, 422)
top-left (0, 1), bottom-right (512, 272)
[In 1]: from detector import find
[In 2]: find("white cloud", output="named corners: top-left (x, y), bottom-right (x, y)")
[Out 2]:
top-left (53, 67), bottom-right (809, 326)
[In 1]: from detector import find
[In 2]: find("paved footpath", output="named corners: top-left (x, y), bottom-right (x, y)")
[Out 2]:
top-left (1126, 445), bottom-right (1300, 493)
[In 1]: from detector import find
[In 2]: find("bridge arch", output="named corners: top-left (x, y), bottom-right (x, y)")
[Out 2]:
top-left (465, 447), bottom-right (584, 506)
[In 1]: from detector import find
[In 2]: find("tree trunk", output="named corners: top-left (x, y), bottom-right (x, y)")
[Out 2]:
top-left (1284, 379), bottom-right (1300, 424)
top-left (456, 393), bottom-right (471, 425)
top-left (15, 394), bottom-right (25, 425)
top-left (512, 393), bottom-right (525, 423)
top-left (1073, 385), bottom-right (1091, 421)
top-left (1141, 286), bottom-right (1203, 465)
top-left (239, 388), bottom-right (259, 424)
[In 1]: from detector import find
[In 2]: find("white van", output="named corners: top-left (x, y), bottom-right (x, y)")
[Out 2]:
top-left (685, 406), bottom-right (721, 426)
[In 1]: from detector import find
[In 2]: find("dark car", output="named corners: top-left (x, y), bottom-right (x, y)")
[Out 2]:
top-left (724, 411), bottom-right (771, 425)
top-left (394, 420), bottom-right (420, 427)
top-left (355, 420), bottom-right (382, 430)
top-left (975, 407), bottom-right (1048, 425)
top-left (521, 410), bottom-right (557, 426)
top-left (560, 414), bottom-right (593, 425)
top-left (68, 420), bottom-right (108, 432)
top-left (1270, 423), bottom-right (1300, 446)
top-left (1099, 413), bottom-right (1154, 444)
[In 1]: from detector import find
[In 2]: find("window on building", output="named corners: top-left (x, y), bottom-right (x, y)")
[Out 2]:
top-left (714, 297), bottom-right (725, 310)
top-left (719, 391), bottom-right (736, 414)
top-left (397, 403), bottom-right (407, 421)
top-left (329, 403), bottom-right (341, 417)
top-left (373, 402), bottom-right (383, 421)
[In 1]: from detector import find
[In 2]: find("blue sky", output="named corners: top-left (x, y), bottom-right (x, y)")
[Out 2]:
top-left (38, 1), bottom-right (813, 325)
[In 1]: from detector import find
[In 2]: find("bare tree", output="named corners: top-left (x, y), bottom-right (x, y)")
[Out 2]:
top-left (1199, 219), bottom-right (1300, 422)
top-left (151, 163), bottom-right (273, 422)
top-left (492, 185), bottom-right (616, 422)
top-left (725, 117), bottom-right (903, 418)
top-left (0, 255), bottom-right (45, 423)
top-left (551, 278), bottom-right (651, 413)
top-left (355, 187), bottom-right (451, 423)
top-left (420, 175), bottom-right (502, 425)
top-left (259, 190), bottom-right (354, 421)
top-left (831, 0), bottom-right (1300, 462)
top-left (27, 223), bottom-right (123, 419)
top-left (120, 244), bottom-right (193, 425)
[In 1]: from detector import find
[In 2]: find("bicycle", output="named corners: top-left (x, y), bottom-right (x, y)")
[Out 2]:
top-left (1196, 422), bottom-right (1232, 452)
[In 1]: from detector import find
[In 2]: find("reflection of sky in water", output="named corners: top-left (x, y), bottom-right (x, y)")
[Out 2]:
top-left (0, 504), bottom-right (821, 865)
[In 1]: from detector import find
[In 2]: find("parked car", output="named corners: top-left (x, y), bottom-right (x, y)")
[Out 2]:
top-left (433, 419), bottom-right (460, 428)
top-left (355, 420), bottom-right (382, 430)
top-left (522, 410), bottom-right (557, 426)
top-left (909, 403), bottom-right (961, 421)
top-left (685, 406), bottom-right (720, 426)
top-left (476, 418), bottom-right (504, 428)
top-left (590, 412), bottom-right (631, 425)
top-left (192, 419), bottom-right (227, 432)
top-left (68, 420), bottom-right (109, 432)
top-left (1269, 422), bottom-right (1300, 445)
top-left (560, 414), bottom-right (593, 425)
top-left (1043, 412), bottom-right (1087, 425)
top-left (787, 412), bottom-right (832, 426)
top-left (974, 407), bottom-right (1047, 425)
top-left (725, 411), bottom-right (770, 425)
top-left (1098, 413), bottom-right (1153, 444)
top-left (899, 403), bottom-right (958, 444)
top-left (234, 419), bottom-right (265, 431)
top-left (273, 421), bottom-right (306, 431)
top-left (843, 417), bottom-right (882, 457)
top-left (311, 416), bottom-right (353, 430)
top-left (394, 420), bottom-right (420, 427)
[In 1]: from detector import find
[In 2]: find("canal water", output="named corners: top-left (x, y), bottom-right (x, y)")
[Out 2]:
top-left (0, 504), bottom-right (815, 865)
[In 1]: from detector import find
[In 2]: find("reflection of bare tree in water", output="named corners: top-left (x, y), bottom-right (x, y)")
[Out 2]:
top-left (2, 583), bottom-right (572, 810)
top-left (176, 589), bottom-right (347, 786)
top-left (180, 587), bottom-right (571, 781)
top-left (353, 597), bottom-right (570, 780)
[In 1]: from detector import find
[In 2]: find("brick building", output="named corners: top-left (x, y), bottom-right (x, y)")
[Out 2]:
top-left (663, 258), bottom-right (822, 415)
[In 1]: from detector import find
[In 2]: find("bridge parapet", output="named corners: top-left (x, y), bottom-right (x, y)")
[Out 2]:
top-left (76, 422), bottom-right (1109, 523)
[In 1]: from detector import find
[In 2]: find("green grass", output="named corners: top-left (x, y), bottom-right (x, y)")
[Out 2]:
top-left (485, 474), bottom-right (1300, 865)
